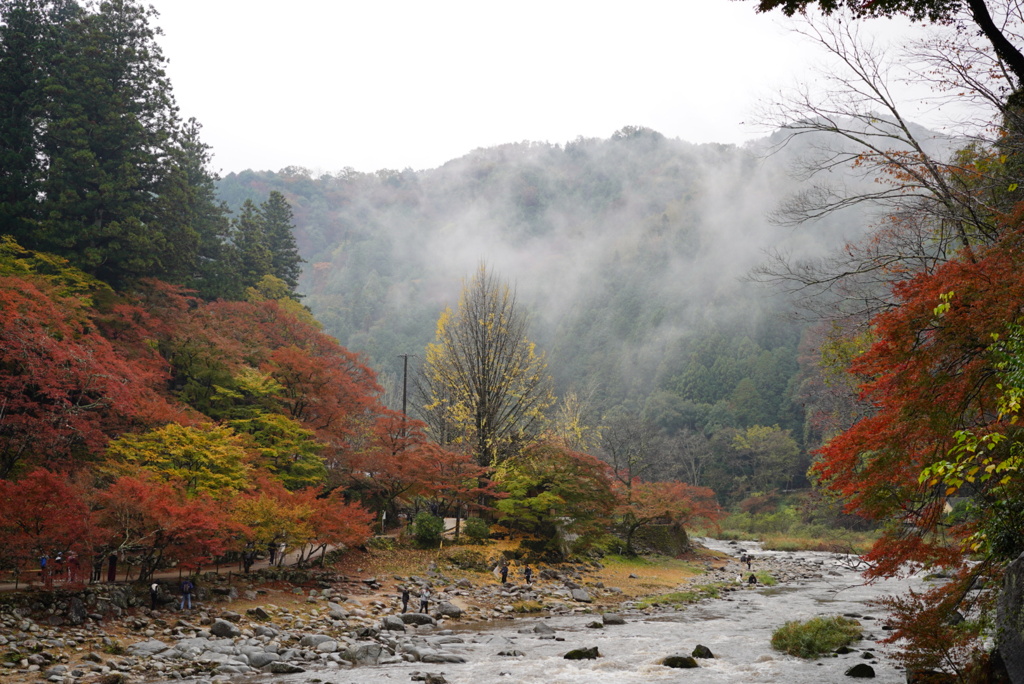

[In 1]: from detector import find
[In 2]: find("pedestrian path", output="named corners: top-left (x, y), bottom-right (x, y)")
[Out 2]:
top-left (0, 548), bottom-right (312, 594)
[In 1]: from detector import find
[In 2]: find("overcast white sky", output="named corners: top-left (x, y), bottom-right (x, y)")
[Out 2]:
top-left (147, 0), bottom-right (929, 175)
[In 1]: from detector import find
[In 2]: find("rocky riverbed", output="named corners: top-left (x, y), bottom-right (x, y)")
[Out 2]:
top-left (0, 541), bottom-right (900, 684)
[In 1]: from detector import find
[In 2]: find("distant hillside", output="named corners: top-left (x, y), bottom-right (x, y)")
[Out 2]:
top-left (217, 126), bottom-right (878, 475)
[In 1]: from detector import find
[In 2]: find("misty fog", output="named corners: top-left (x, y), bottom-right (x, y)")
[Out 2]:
top-left (221, 125), bottom-right (881, 407)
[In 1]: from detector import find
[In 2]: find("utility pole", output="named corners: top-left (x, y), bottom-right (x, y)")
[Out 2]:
top-left (398, 354), bottom-right (410, 419)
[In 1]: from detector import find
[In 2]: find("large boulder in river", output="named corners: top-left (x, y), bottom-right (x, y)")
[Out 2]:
top-left (844, 662), bottom-right (875, 678)
top-left (998, 551), bottom-right (1024, 683)
top-left (662, 655), bottom-right (699, 668)
top-left (691, 644), bottom-right (715, 659)
top-left (564, 646), bottom-right (600, 660)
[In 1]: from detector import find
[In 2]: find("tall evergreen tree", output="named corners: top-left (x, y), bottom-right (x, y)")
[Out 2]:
top-left (155, 117), bottom-right (233, 298)
top-left (260, 191), bottom-right (302, 293)
top-left (35, 0), bottom-right (180, 286)
top-left (0, 0), bottom-right (243, 294)
top-left (231, 199), bottom-right (272, 294)
top-left (0, 0), bottom-right (79, 242)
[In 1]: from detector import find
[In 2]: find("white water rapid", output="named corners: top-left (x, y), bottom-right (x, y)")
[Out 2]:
top-left (264, 538), bottom-right (928, 684)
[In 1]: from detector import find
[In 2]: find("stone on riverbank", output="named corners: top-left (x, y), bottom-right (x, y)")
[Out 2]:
top-left (570, 588), bottom-right (592, 603)
top-left (435, 600), bottom-right (462, 618)
top-left (343, 642), bottom-right (384, 665)
top-left (209, 618), bottom-right (241, 637)
top-left (401, 612), bottom-right (436, 626)
top-left (381, 615), bottom-right (407, 631)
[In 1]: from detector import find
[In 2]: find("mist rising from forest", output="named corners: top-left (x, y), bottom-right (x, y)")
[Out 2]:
top-left (217, 125), bottom-right (884, 421)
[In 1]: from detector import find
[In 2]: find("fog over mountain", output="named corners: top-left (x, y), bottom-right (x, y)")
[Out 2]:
top-left (217, 125), bottom-right (890, 450)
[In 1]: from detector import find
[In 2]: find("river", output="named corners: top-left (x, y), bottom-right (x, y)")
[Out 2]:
top-left (271, 538), bottom-right (926, 684)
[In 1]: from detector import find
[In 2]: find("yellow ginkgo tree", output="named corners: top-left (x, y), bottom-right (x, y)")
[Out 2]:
top-left (420, 264), bottom-right (554, 467)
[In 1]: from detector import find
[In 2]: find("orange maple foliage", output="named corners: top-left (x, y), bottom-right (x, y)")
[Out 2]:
top-left (0, 470), bottom-right (100, 582)
top-left (93, 476), bottom-right (237, 579)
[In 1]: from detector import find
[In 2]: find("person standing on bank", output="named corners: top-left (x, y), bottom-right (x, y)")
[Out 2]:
top-left (401, 586), bottom-right (410, 613)
top-left (500, 562), bottom-right (509, 583)
top-left (419, 587), bottom-right (430, 614)
top-left (179, 578), bottom-right (194, 610)
top-left (150, 582), bottom-right (159, 610)
top-left (524, 565), bottom-right (533, 584)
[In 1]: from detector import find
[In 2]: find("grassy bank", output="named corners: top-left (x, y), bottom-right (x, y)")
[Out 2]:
top-left (695, 510), bottom-right (877, 555)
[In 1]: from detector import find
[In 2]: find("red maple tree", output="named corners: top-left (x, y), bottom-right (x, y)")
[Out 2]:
top-left (0, 470), bottom-right (99, 585)
top-left (0, 276), bottom-right (181, 477)
top-left (94, 475), bottom-right (238, 580)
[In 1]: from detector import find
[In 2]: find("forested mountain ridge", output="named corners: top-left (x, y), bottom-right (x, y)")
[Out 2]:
top-left (218, 125), bottom-right (879, 500)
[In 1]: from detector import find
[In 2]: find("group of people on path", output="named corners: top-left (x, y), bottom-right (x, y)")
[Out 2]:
top-left (395, 560), bottom-right (535, 616)
top-left (494, 561), bottom-right (532, 585)
top-left (38, 552), bottom-right (82, 588)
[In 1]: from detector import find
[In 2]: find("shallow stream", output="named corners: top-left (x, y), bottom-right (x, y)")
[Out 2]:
top-left (273, 538), bottom-right (926, 684)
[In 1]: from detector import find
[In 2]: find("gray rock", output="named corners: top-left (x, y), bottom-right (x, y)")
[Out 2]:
top-left (66, 598), bottom-right (88, 626)
top-left (435, 601), bottom-right (462, 619)
top-left (564, 646), bottom-right (600, 660)
top-left (267, 661), bottom-right (306, 673)
top-left (128, 639), bottom-right (169, 655)
top-left (326, 601), bottom-right (349, 619)
top-left (246, 652), bottom-right (279, 668)
top-left (246, 606), bottom-right (270, 621)
top-left (522, 621), bottom-right (555, 634)
top-left (42, 665), bottom-right (68, 678)
top-left (315, 640), bottom-right (338, 653)
top-left (381, 615), bottom-right (406, 631)
top-left (209, 619), bottom-right (241, 638)
top-left (602, 613), bottom-right (625, 625)
top-left (298, 634), bottom-right (334, 648)
top-left (400, 612), bottom-right (436, 626)
top-left (421, 653), bottom-right (467, 663)
top-left (570, 588), bottom-right (592, 603)
top-left (343, 642), bottom-right (383, 666)
top-left (411, 673), bottom-right (448, 684)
